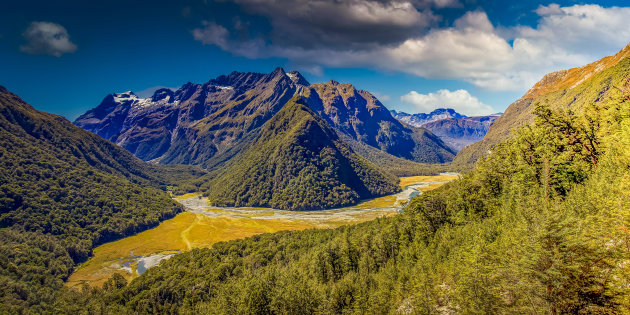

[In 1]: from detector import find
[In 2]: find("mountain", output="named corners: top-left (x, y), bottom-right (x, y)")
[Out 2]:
top-left (75, 67), bottom-right (305, 170)
top-left (454, 43), bottom-right (630, 165)
top-left (391, 108), bottom-right (466, 127)
top-left (391, 108), bottom-right (500, 152)
top-left (422, 114), bottom-right (500, 151)
top-left (0, 86), bottom-right (199, 311)
top-left (304, 81), bottom-right (455, 163)
top-left (204, 97), bottom-right (400, 210)
top-left (75, 68), bottom-right (454, 170)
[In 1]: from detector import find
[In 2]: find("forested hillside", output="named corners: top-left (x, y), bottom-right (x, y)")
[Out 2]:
top-left (204, 97), bottom-right (400, 210)
top-left (49, 65), bottom-right (630, 313)
top-left (454, 43), bottom-right (630, 165)
top-left (0, 86), bottom-right (200, 312)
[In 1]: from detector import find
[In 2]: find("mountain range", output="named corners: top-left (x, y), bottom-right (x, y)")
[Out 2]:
top-left (75, 68), bottom-right (455, 173)
top-left (391, 108), bottom-right (466, 126)
top-left (391, 109), bottom-right (500, 151)
top-left (73, 68), bottom-right (458, 209)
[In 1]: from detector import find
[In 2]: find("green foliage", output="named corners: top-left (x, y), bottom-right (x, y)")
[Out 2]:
top-left (53, 87), bottom-right (630, 313)
top-left (0, 228), bottom-right (73, 313)
top-left (344, 135), bottom-right (459, 176)
top-left (204, 97), bottom-right (400, 210)
top-left (455, 51), bottom-right (630, 166)
top-left (0, 87), bottom-right (189, 312)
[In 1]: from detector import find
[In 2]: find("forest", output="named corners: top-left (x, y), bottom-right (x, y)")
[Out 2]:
top-left (0, 87), bottom-right (200, 312)
top-left (42, 79), bottom-right (630, 313)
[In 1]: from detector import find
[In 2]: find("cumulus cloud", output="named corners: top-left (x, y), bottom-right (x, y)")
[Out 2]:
top-left (214, 0), bottom-right (441, 49)
top-left (401, 89), bottom-right (494, 116)
top-left (194, 3), bottom-right (630, 92)
top-left (20, 21), bottom-right (77, 57)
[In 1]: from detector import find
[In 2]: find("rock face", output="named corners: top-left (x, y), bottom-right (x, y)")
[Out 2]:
top-left (453, 43), bottom-right (630, 166)
top-left (391, 108), bottom-right (466, 127)
top-left (75, 68), bottom-right (454, 169)
top-left (205, 97), bottom-right (400, 210)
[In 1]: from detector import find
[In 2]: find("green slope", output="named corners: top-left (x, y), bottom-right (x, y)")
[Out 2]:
top-left (341, 135), bottom-right (456, 176)
top-left (454, 43), bottom-right (630, 166)
top-left (204, 97), bottom-right (400, 210)
top-left (0, 86), bottom-right (197, 312)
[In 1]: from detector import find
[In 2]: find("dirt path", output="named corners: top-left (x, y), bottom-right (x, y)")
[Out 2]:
top-left (180, 213), bottom-right (199, 251)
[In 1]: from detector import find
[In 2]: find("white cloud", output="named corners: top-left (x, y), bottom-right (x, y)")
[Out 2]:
top-left (429, 0), bottom-right (461, 9)
top-left (535, 3), bottom-right (563, 16)
top-left (401, 89), bottom-right (494, 116)
top-left (192, 21), bottom-right (229, 50)
top-left (20, 21), bottom-right (77, 57)
top-left (194, 4), bottom-right (630, 92)
top-left (377, 6), bottom-right (630, 90)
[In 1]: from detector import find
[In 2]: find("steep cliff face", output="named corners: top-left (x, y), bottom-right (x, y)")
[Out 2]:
top-left (454, 43), bottom-right (630, 165)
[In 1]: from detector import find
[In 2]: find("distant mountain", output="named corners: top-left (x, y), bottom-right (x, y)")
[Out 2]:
top-left (422, 115), bottom-right (500, 151)
top-left (454, 43), bottom-right (630, 165)
top-left (205, 97), bottom-right (400, 210)
top-left (391, 108), bottom-right (466, 127)
top-left (0, 86), bottom-right (197, 310)
top-left (391, 108), bottom-right (500, 152)
top-left (75, 68), bottom-right (454, 170)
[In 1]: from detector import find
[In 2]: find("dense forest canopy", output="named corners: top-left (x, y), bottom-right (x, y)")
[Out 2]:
top-left (0, 86), bottom-right (201, 312)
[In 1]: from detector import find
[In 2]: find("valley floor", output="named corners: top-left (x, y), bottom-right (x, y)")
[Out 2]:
top-left (66, 174), bottom-right (458, 288)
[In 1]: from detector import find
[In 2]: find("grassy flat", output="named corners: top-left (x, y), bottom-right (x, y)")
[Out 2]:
top-left (67, 174), bottom-right (456, 288)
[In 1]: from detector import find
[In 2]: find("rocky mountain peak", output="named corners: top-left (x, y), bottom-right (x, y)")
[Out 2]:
top-left (286, 71), bottom-right (310, 86)
top-left (270, 66), bottom-right (286, 77)
top-left (151, 88), bottom-right (175, 102)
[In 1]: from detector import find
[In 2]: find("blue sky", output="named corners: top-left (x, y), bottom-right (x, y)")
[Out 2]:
top-left (1, 0), bottom-right (629, 119)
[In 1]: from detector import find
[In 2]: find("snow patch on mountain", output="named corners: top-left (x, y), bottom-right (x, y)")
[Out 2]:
top-left (391, 108), bottom-right (466, 127)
